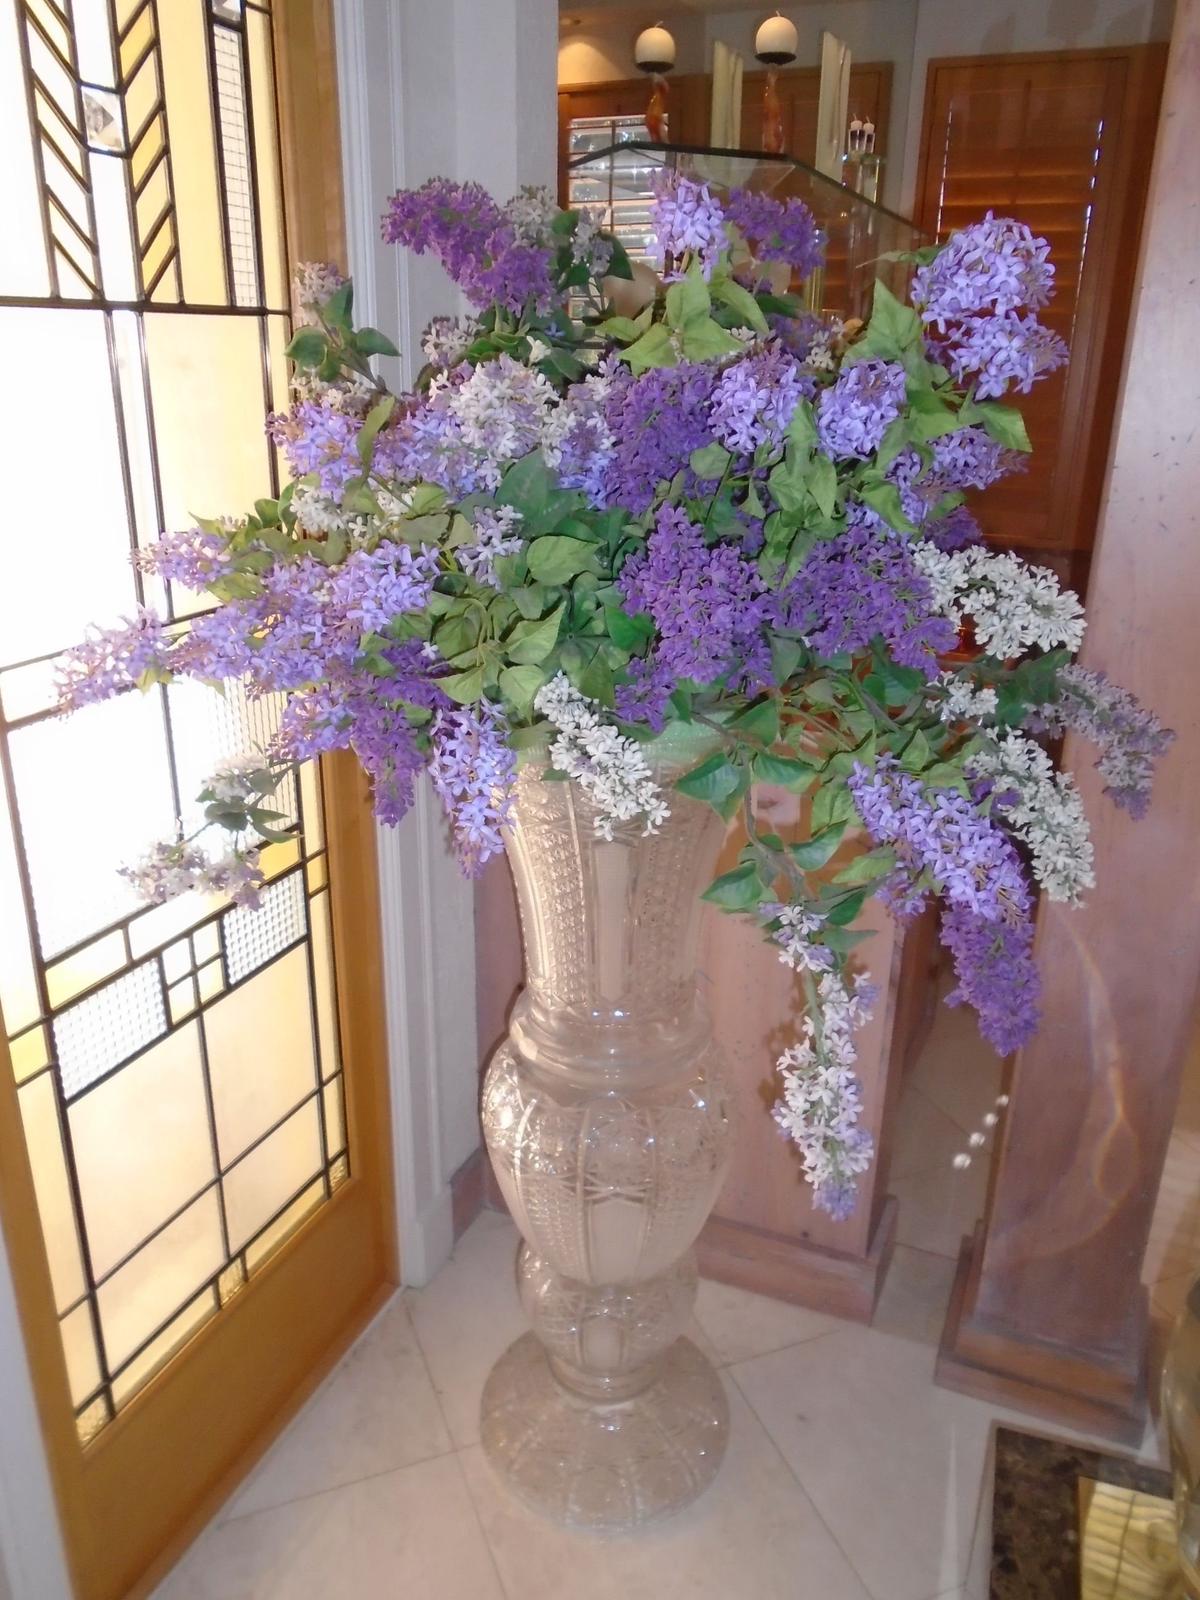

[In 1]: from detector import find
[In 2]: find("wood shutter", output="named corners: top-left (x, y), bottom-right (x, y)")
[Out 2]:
top-left (915, 49), bottom-right (1165, 572)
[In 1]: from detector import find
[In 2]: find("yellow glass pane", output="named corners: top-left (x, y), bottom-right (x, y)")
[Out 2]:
top-left (330, 1153), bottom-right (349, 1191)
top-left (246, 10), bottom-right (287, 310)
top-left (45, 931), bottom-right (126, 1010)
top-left (156, 0), bottom-right (226, 304)
top-left (204, 946), bottom-right (317, 1163)
top-left (144, 312), bottom-right (272, 533)
top-left (128, 887), bottom-right (223, 960)
top-left (268, 305), bottom-right (290, 418)
top-left (305, 854), bottom-right (327, 894)
top-left (167, 976), bottom-right (198, 1023)
top-left (310, 890), bottom-right (341, 1081)
top-left (9, 1025), bottom-right (50, 1084)
top-left (245, 1178), bottom-right (324, 1274)
top-left (118, 7), bottom-right (154, 82)
top-left (217, 1259), bottom-right (245, 1305)
top-left (192, 923), bottom-right (220, 965)
top-left (224, 1100), bottom-right (322, 1254)
top-left (0, 779), bottom-right (39, 1035)
top-left (18, 1075), bottom-right (86, 1312)
top-left (323, 1074), bottom-right (345, 1159)
top-left (162, 940), bottom-right (191, 984)
top-left (60, 1302), bottom-right (102, 1408)
top-left (299, 762), bottom-right (324, 853)
top-left (196, 959), bottom-right (224, 1002)
top-left (96, 1189), bottom-right (223, 1370)
top-left (76, 1397), bottom-right (109, 1446)
top-left (110, 1288), bottom-right (216, 1410)
top-left (260, 837), bottom-right (301, 878)
top-left (69, 1023), bottom-right (216, 1280)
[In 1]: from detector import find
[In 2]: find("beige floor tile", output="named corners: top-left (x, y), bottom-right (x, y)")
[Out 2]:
top-left (694, 1276), bottom-right (839, 1365)
top-left (891, 1085), bottom-right (971, 1180)
top-left (908, 1003), bottom-right (1003, 1136)
top-left (890, 1156), bottom-right (990, 1260)
top-left (872, 1245), bottom-right (957, 1346)
top-left (729, 1322), bottom-right (1008, 1600)
top-left (459, 1381), bottom-right (872, 1600)
top-left (154, 1454), bottom-right (503, 1600)
top-left (224, 1294), bottom-right (452, 1520)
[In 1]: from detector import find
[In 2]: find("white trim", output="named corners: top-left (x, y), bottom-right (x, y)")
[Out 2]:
top-left (0, 1225), bottom-right (72, 1600)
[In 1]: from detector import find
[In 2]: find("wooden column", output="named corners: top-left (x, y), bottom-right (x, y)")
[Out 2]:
top-left (697, 790), bottom-right (937, 1320)
top-left (936, 0), bottom-right (1200, 1443)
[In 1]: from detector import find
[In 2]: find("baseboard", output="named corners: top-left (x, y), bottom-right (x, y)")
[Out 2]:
top-left (450, 1146), bottom-right (488, 1240)
top-left (935, 1230), bottom-right (1147, 1447)
top-left (697, 1195), bottom-right (898, 1322)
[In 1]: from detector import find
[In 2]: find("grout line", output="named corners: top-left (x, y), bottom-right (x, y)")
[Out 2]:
top-left (220, 1439), bottom-right (463, 1528)
top-left (453, 1447), bottom-right (517, 1600)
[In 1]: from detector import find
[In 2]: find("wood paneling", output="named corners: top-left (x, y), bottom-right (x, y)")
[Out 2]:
top-left (935, 0), bottom-right (1198, 1443)
top-left (739, 62), bottom-right (892, 167)
top-left (557, 75), bottom-right (709, 204)
top-left (915, 49), bottom-right (1166, 570)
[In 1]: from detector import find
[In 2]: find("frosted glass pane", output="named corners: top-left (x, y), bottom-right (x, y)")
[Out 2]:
top-left (247, 11), bottom-right (287, 311)
top-left (0, 3), bottom-right (48, 295)
top-left (310, 890), bottom-right (341, 1082)
top-left (94, 153), bottom-right (138, 302)
top-left (156, 1), bottom-right (226, 304)
top-left (10, 1025), bottom-right (50, 1084)
top-left (128, 889), bottom-right (223, 960)
top-left (205, 946), bottom-right (317, 1163)
top-left (18, 1075), bottom-right (85, 1312)
top-left (167, 677), bottom-right (295, 838)
top-left (61, 1302), bottom-right (102, 1408)
top-left (54, 961), bottom-right (167, 1099)
top-left (245, 1178), bottom-right (323, 1274)
top-left (45, 931), bottom-right (126, 1009)
top-left (0, 309), bottom-right (135, 664)
top-left (69, 1023), bottom-right (216, 1279)
top-left (144, 312), bottom-right (271, 537)
top-left (222, 871), bottom-right (305, 985)
top-left (110, 1288), bottom-right (215, 1408)
top-left (211, 23), bottom-right (259, 307)
top-left (224, 1099), bottom-right (322, 1253)
top-left (0, 779), bottom-right (39, 1035)
top-left (8, 692), bottom-right (176, 956)
top-left (97, 1189), bottom-right (223, 1370)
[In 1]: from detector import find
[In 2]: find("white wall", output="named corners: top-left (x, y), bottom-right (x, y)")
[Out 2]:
top-left (557, 0), bottom-right (1173, 215)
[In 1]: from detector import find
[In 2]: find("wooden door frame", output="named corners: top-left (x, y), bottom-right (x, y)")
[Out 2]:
top-left (0, 5), bottom-right (399, 1597)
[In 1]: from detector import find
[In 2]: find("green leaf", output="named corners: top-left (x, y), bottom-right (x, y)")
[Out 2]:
top-left (325, 280), bottom-right (354, 330)
top-left (858, 479), bottom-right (917, 536)
top-left (702, 862), bottom-right (765, 911)
top-left (441, 666), bottom-right (484, 704)
top-left (603, 234), bottom-right (633, 280)
top-left (357, 394), bottom-right (396, 463)
top-left (597, 315), bottom-right (642, 343)
top-left (833, 847), bottom-right (897, 887)
top-left (676, 752), bottom-right (743, 811)
top-left (499, 663), bottom-right (548, 718)
top-left (899, 728), bottom-right (932, 772)
top-left (527, 535), bottom-right (597, 585)
top-left (690, 442), bottom-right (732, 479)
top-left (621, 322), bottom-right (677, 375)
top-left (973, 401), bottom-right (1032, 451)
top-left (604, 606), bottom-right (653, 650)
top-left (712, 276), bottom-right (768, 334)
top-left (355, 326), bottom-right (400, 359)
top-left (788, 822), bottom-right (847, 871)
top-left (731, 699), bottom-right (779, 745)
top-left (752, 752), bottom-right (817, 791)
top-left (823, 925), bottom-right (875, 954)
top-left (786, 401), bottom-right (818, 451)
top-left (922, 761), bottom-right (971, 795)
top-left (505, 603), bottom-right (563, 665)
top-left (812, 780), bottom-right (855, 833)
top-left (808, 455), bottom-right (838, 520)
top-left (665, 265), bottom-right (711, 330)
top-left (285, 327), bottom-right (327, 369)
top-left (826, 888), bottom-right (868, 925)
top-left (769, 634), bottom-right (804, 685)
top-left (679, 317), bottom-right (743, 363)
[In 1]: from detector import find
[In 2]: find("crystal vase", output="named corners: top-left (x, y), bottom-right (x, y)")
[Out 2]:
top-left (480, 728), bottom-right (736, 1530)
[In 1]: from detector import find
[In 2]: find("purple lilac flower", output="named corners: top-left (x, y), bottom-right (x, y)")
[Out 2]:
top-left (598, 363), bottom-right (719, 514)
top-left (884, 448), bottom-right (949, 529)
top-left (617, 503), bottom-right (771, 689)
top-left (931, 426), bottom-right (1023, 490)
top-left (427, 700), bottom-right (516, 873)
top-left (940, 311), bottom-right (1069, 400)
top-left (328, 543), bottom-right (440, 633)
top-left (56, 609), bottom-right (171, 710)
top-left (708, 343), bottom-right (808, 455)
top-left (1030, 664), bottom-right (1175, 819)
top-left (725, 189), bottom-right (823, 281)
top-left (816, 359), bottom-right (907, 460)
top-left (549, 366), bottom-right (616, 503)
top-left (459, 506), bottom-right (524, 588)
top-left (381, 178), bottom-right (555, 314)
top-left (268, 399), bottom-right (363, 503)
top-left (614, 654), bottom-right (676, 730)
top-left (923, 504), bottom-right (984, 551)
top-left (768, 309), bottom-right (830, 361)
top-left (134, 527), bottom-right (236, 590)
top-left (912, 213), bottom-right (1055, 329)
top-left (775, 522), bottom-right (957, 675)
top-left (940, 902), bottom-right (1041, 1055)
top-left (649, 171), bottom-right (727, 280)
top-left (848, 755), bottom-right (1033, 925)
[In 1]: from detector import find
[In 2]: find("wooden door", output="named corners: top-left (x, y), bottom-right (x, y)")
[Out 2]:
top-left (0, 4), bottom-right (395, 1597)
top-left (915, 49), bottom-right (1165, 572)
top-left (739, 61), bottom-right (892, 166)
top-left (558, 76), bottom-right (714, 203)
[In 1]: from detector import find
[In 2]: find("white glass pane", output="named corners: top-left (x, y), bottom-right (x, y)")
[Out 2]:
top-left (224, 1099), bottom-right (322, 1253)
top-left (97, 1189), bottom-right (223, 1370)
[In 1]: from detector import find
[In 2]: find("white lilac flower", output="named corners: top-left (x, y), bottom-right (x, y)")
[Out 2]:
top-left (967, 729), bottom-right (1095, 903)
top-left (773, 970), bottom-right (877, 1219)
top-left (205, 755), bottom-right (269, 808)
top-left (911, 541), bottom-right (1085, 657)
top-left (571, 207), bottom-right (613, 278)
top-left (421, 315), bottom-right (474, 369)
top-left (935, 673), bottom-right (999, 724)
top-left (292, 260), bottom-right (347, 325)
top-left (120, 837), bottom-right (265, 909)
top-left (534, 673), bottom-right (668, 841)
top-left (505, 184), bottom-right (559, 245)
top-left (437, 356), bottom-right (558, 489)
top-left (459, 505), bottom-right (524, 588)
top-left (290, 483), bottom-right (368, 539)
top-left (763, 902), bottom-right (834, 972)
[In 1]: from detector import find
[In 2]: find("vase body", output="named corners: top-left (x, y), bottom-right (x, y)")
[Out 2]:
top-left (1163, 1274), bottom-right (1200, 1590)
top-left (480, 730), bottom-right (735, 1530)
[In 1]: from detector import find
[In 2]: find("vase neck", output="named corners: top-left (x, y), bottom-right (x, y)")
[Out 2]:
top-left (502, 742), bottom-right (727, 1080)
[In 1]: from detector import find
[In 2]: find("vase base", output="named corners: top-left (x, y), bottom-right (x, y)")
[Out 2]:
top-left (480, 1332), bottom-right (729, 1532)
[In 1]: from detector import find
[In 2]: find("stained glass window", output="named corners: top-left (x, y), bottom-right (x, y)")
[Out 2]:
top-left (0, 0), bottom-right (349, 1444)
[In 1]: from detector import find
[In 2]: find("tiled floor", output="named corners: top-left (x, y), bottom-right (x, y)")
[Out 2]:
top-left (153, 996), bottom-right (1192, 1600)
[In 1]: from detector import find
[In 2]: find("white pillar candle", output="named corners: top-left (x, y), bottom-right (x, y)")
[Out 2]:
top-left (754, 13), bottom-right (798, 63)
top-left (634, 24), bottom-right (676, 72)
